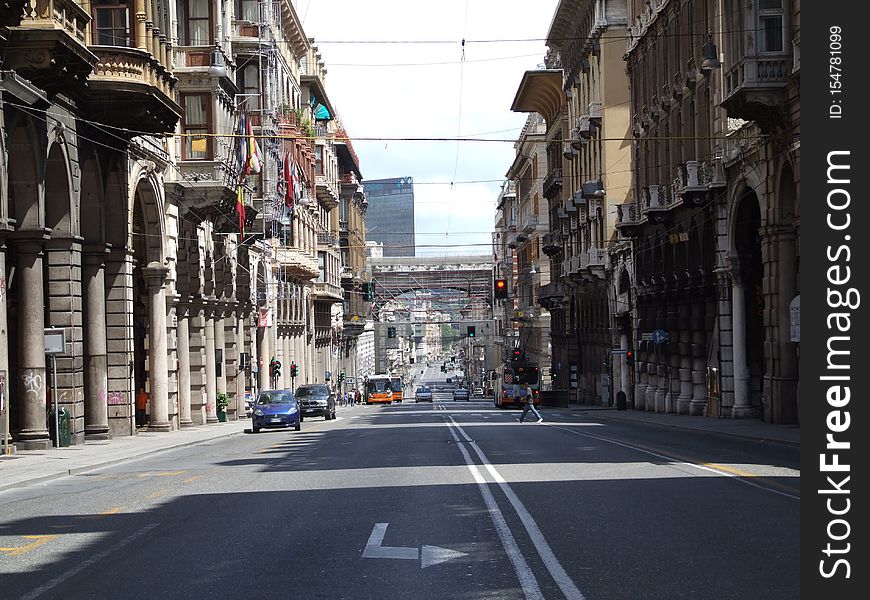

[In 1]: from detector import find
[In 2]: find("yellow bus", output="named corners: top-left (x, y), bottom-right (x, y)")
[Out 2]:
top-left (365, 375), bottom-right (394, 404)
top-left (389, 375), bottom-right (404, 403)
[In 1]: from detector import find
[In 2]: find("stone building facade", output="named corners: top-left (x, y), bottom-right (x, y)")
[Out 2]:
top-left (0, 0), bottom-right (367, 450)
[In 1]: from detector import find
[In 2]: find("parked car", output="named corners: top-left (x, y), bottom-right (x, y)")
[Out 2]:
top-left (251, 390), bottom-right (301, 433)
top-left (295, 383), bottom-right (336, 420)
top-left (415, 385), bottom-right (433, 402)
top-left (244, 393), bottom-right (254, 418)
top-left (453, 388), bottom-right (470, 401)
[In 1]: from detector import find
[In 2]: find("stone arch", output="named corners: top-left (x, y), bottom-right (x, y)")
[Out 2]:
top-left (130, 172), bottom-right (166, 266)
top-left (732, 186), bottom-right (765, 413)
top-left (7, 116), bottom-right (43, 230)
top-left (44, 141), bottom-right (75, 237)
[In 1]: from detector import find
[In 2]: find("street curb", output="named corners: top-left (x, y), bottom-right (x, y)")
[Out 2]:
top-left (584, 410), bottom-right (801, 448)
top-left (0, 427), bottom-right (246, 493)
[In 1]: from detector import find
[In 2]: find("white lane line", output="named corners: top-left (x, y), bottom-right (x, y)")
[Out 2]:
top-left (547, 424), bottom-right (800, 501)
top-left (449, 417), bottom-right (586, 600)
top-left (20, 523), bottom-right (160, 600)
top-left (445, 421), bottom-right (544, 600)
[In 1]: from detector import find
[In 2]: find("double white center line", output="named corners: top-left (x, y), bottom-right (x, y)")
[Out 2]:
top-left (443, 413), bottom-right (585, 600)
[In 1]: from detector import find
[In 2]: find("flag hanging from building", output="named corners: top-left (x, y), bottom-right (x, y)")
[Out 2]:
top-left (236, 112), bottom-right (247, 180)
top-left (284, 150), bottom-right (296, 208)
top-left (236, 185), bottom-right (245, 235)
top-left (245, 114), bottom-right (262, 175)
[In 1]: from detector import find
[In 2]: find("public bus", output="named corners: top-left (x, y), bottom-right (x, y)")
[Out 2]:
top-left (389, 375), bottom-right (404, 403)
top-left (494, 363), bottom-right (541, 408)
top-left (365, 375), bottom-right (394, 405)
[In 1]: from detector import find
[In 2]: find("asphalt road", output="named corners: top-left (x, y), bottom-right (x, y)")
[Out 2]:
top-left (0, 390), bottom-right (799, 599)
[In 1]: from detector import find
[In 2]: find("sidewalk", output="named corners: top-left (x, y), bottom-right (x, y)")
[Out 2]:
top-left (0, 419), bottom-right (249, 493)
top-left (560, 405), bottom-right (800, 447)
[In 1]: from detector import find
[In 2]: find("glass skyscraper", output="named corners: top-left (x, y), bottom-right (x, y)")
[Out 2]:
top-left (362, 177), bottom-right (416, 257)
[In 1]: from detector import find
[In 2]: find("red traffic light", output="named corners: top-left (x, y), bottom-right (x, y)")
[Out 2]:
top-left (494, 278), bottom-right (508, 299)
top-left (496, 280), bottom-right (506, 288)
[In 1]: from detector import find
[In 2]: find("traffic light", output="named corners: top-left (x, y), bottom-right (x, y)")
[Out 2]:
top-left (494, 278), bottom-right (508, 299)
top-left (365, 281), bottom-right (375, 301)
top-left (290, 361), bottom-right (298, 378)
top-left (625, 350), bottom-right (634, 366)
top-left (273, 359), bottom-right (282, 379)
top-left (338, 371), bottom-right (345, 383)
top-left (467, 325), bottom-right (476, 338)
top-left (511, 348), bottom-right (523, 362)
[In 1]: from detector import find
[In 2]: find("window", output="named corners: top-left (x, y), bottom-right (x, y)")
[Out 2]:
top-left (239, 65), bottom-right (260, 111)
top-left (93, 0), bottom-right (132, 46)
top-left (238, 0), bottom-right (259, 22)
top-left (758, 0), bottom-right (784, 53)
top-left (182, 94), bottom-right (211, 159)
top-left (316, 145), bottom-right (324, 176)
top-left (185, 0), bottom-right (211, 46)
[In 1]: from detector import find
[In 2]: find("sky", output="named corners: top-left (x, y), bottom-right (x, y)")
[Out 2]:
top-left (299, 0), bottom-right (560, 257)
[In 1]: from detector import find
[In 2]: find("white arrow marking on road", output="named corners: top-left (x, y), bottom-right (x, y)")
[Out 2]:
top-left (362, 523), bottom-right (468, 568)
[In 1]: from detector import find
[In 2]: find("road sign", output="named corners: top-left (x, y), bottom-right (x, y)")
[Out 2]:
top-left (610, 349), bottom-right (627, 354)
top-left (362, 523), bottom-right (467, 568)
top-left (651, 329), bottom-right (669, 344)
top-left (641, 332), bottom-right (654, 341)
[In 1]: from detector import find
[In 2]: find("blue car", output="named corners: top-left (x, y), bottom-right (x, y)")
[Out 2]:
top-left (251, 390), bottom-right (301, 434)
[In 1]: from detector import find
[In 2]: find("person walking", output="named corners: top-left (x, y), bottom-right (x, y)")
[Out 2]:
top-left (354, 387), bottom-right (361, 406)
top-left (135, 387), bottom-right (148, 428)
top-left (517, 383), bottom-right (543, 423)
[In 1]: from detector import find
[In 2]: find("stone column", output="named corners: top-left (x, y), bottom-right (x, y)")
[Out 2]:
top-left (729, 263), bottom-right (752, 418)
top-left (177, 306), bottom-right (193, 427)
top-left (142, 265), bottom-right (171, 431)
top-left (634, 300), bottom-right (648, 411)
top-left (676, 297), bottom-right (693, 414)
top-left (257, 322), bottom-right (270, 391)
top-left (689, 298), bottom-right (708, 415)
top-left (204, 312), bottom-right (218, 423)
top-left (215, 311), bottom-right (227, 396)
top-left (0, 235), bottom-right (8, 414)
top-left (653, 303), bottom-right (667, 412)
top-left (283, 332), bottom-right (292, 390)
top-left (83, 245), bottom-right (110, 439)
top-left (235, 313), bottom-right (246, 414)
top-left (13, 231), bottom-right (50, 449)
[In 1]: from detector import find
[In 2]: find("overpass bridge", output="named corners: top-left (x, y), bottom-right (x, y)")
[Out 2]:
top-left (368, 255), bottom-right (494, 322)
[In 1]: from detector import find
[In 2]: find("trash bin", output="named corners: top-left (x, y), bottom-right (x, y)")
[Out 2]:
top-left (615, 391), bottom-right (627, 411)
top-left (49, 408), bottom-right (72, 447)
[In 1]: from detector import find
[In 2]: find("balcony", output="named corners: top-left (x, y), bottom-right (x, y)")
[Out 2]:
top-left (542, 168), bottom-right (563, 200)
top-left (721, 55), bottom-right (792, 131)
top-left (575, 115), bottom-right (592, 139)
top-left (4, 0), bottom-right (97, 97)
top-left (642, 184), bottom-right (677, 223)
top-left (315, 174), bottom-right (340, 209)
top-left (522, 213), bottom-right (540, 234)
top-left (673, 160), bottom-right (709, 206)
top-left (615, 202), bottom-right (642, 238)
top-left (537, 282), bottom-right (565, 310)
top-left (586, 247), bottom-right (607, 279)
top-left (570, 190), bottom-right (587, 209)
top-left (313, 281), bottom-right (344, 302)
top-left (340, 265), bottom-right (353, 280)
top-left (541, 232), bottom-right (563, 255)
top-left (588, 100), bottom-right (602, 121)
top-left (86, 46), bottom-right (181, 134)
top-left (701, 157), bottom-right (727, 189)
top-left (275, 246), bottom-right (319, 279)
top-left (507, 232), bottom-right (518, 249)
top-left (317, 231), bottom-right (338, 248)
top-left (174, 44), bottom-right (236, 89)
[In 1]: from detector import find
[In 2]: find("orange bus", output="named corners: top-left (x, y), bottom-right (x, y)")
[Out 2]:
top-left (389, 376), bottom-right (404, 403)
top-left (365, 375), bottom-right (393, 404)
